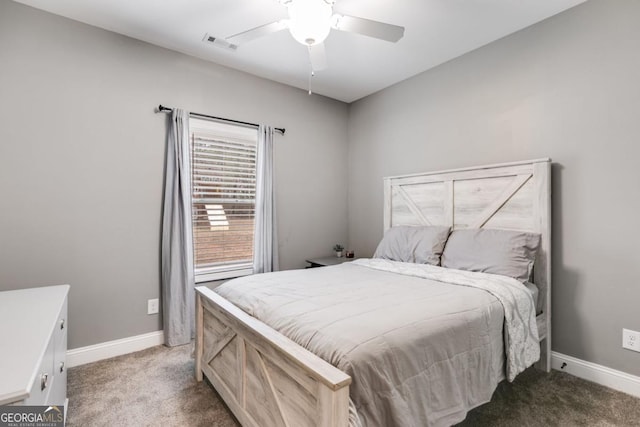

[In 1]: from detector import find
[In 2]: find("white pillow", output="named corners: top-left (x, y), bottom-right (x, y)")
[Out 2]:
top-left (441, 228), bottom-right (541, 282)
top-left (374, 225), bottom-right (451, 265)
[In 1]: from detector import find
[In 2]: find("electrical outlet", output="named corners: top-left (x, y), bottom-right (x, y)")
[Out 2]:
top-left (622, 328), bottom-right (640, 352)
top-left (147, 298), bottom-right (159, 315)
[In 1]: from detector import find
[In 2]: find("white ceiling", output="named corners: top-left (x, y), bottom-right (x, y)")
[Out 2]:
top-left (14, 0), bottom-right (586, 103)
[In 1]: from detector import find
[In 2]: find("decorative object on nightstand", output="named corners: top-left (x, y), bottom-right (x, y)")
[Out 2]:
top-left (333, 244), bottom-right (344, 258)
top-left (345, 250), bottom-right (354, 258)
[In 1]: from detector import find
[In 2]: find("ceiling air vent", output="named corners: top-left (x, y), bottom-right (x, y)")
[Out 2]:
top-left (202, 34), bottom-right (238, 51)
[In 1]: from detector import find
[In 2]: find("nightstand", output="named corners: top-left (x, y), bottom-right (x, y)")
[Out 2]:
top-left (305, 256), bottom-right (357, 268)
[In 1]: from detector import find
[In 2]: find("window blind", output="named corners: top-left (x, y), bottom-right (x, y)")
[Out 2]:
top-left (189, 118), bottom-right (257, 276)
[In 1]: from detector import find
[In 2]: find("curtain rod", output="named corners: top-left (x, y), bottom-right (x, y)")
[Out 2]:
top-left (157, 105), bottom-right (285, 135)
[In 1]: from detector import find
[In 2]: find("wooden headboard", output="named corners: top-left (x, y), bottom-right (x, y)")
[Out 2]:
top-left (383, 158), bottom-right (552, 370)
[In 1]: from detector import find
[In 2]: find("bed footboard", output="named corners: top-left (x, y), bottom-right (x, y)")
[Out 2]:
top-left (195, 286), bottom-right (352, 427)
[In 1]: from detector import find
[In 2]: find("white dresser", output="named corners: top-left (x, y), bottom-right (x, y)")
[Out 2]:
top-left (0, 285), bottom-right (69, 406)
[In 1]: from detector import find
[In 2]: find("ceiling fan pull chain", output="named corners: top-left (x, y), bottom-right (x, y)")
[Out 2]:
top-left (308, 47), bottom-right (314, 95)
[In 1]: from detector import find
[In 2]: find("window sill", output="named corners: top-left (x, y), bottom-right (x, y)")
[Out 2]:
top-left (195, 267), bottom-right (253, 283)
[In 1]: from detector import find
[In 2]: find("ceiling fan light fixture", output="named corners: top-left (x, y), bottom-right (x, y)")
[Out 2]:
top-left (287, 0), bottom-right (333, 46)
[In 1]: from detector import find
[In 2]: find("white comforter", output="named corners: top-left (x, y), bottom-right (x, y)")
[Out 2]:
top-left (352, 259), bottom-right (540, 381)
top-left (215, 259), bottom-right (539, 427)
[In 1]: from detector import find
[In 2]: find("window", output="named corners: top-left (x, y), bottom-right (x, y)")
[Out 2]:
top-left (189, 117), bottom-right (258, 282)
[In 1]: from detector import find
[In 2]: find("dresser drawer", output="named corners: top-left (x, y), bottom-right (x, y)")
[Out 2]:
top-left (54, 299), bottom-right (67, 374)
top-left (22, 335), bottom-right (55, 406)
top-left (50, 298), bottom-right (68, 405)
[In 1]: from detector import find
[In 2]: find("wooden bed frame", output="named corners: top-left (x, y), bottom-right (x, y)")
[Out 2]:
top-left (195, 158), bottom-right (552, 427)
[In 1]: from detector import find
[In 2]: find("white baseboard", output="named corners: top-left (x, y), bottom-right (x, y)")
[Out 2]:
top-left (66, 330), bottom-right (164, 368)
top-left (552, 351), bottom-right (640, 398)
top-left (65, 334), bottom-right (640, 398)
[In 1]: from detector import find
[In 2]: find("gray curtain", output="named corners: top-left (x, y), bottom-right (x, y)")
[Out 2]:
top-left (253, 125), bottom-right (279, 273)
top-left (161, 109), bottom-right (195, 346)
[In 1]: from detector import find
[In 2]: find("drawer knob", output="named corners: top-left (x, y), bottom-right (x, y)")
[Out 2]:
top-left (40, 373), bottom-right (49, 391)
top-left (60, 319), bottom-right (65, 330)
top-left (59, 362), bottom-right (65, 373)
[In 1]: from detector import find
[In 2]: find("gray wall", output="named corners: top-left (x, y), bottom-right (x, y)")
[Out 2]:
top-left (2, 0), bottom-right (638, 379)
top-left (348, 0), bottom-right (640, 376)
top-left (0, 1), bottom-right (348, 349)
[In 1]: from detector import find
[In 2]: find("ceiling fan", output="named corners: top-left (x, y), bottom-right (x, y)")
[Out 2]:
top-left (223, 0), bottom-right (405, 73)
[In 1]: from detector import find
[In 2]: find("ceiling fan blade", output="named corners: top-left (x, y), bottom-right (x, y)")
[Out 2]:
top-left (331, 14), bottom-right (404, 43)
top-left (226, 20), bottom-right (289, 45)
top-left (309, 43), bottom-right (328, 72)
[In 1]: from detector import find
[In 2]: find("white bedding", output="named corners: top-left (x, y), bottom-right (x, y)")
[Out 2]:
top-left (215, 259), bottom-right (539, 426)
top-left (524, 281), bottom-right (541, 314)
top-left (352, 259), bottom-right (540, 381)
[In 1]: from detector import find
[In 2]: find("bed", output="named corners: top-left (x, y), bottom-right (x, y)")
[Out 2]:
top-left (195, 158), bottom-right (551, 427)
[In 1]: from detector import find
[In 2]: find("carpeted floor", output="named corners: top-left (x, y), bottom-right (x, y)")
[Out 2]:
top-left (67, 345), bottom-right (640, 427)
top-left (67, 345), bottom-right (237, 427)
